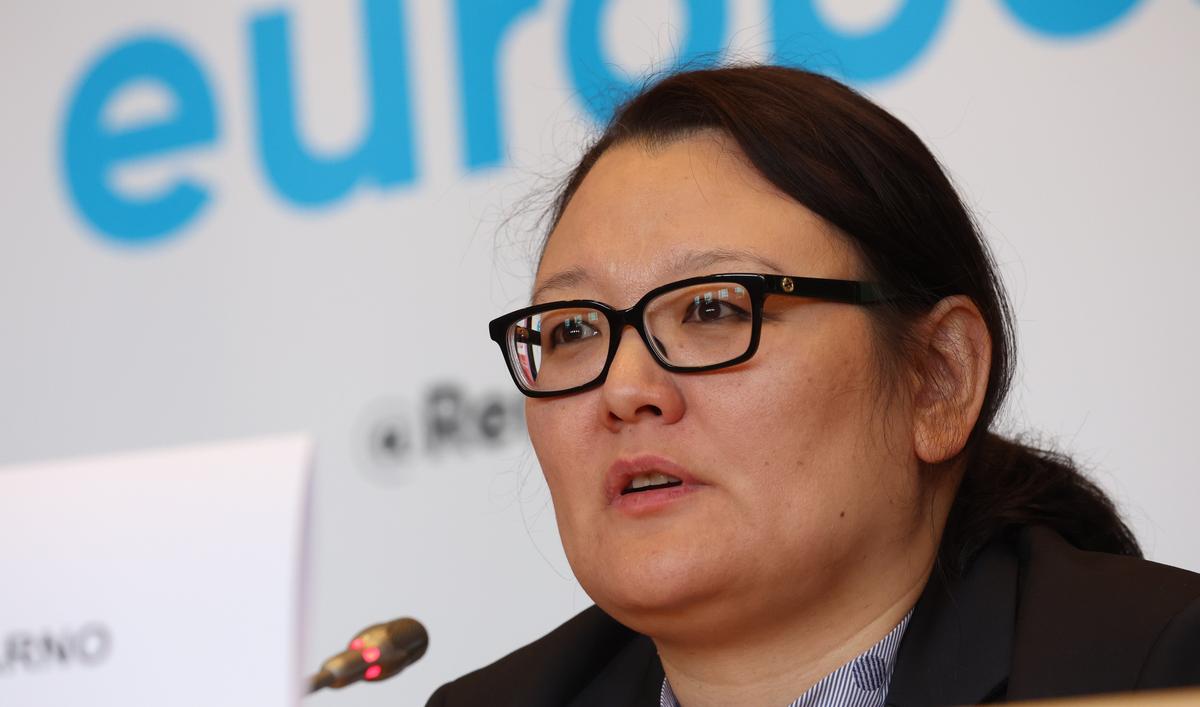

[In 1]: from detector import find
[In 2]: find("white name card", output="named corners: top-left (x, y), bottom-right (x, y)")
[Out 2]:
top-left (0, 436), bottom-right (312, 706)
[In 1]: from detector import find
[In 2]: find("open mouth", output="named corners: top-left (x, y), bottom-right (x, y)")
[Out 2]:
top-left (620, 472), bottom-right (684, 495)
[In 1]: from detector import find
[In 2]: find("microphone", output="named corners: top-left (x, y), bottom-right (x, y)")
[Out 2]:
top-left (307, 617), bottom-right (428, 694)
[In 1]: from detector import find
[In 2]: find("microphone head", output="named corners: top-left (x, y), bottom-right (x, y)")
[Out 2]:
top-left (352, 618), bottom-right (428, 680)
top-left (310, 617), bottom-right (428, 692)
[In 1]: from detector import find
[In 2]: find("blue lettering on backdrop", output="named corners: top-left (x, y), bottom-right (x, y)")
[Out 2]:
top-left (62, 37), bottom-right (218, 244)
top-left (999, 0), bottom-right (1142, 38)
top-left (770, 0), bottom-right (950, 82)
top-left (455, 0), bottom-right (542, 169)
top-left (566, 0), bottom-right (728, 123)
top-left (58, 1), bottom-right (1172, 245)
top-left (250, 0), bottom-right (417, 206)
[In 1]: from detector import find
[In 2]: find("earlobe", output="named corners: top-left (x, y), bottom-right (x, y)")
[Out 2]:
top-left (912, 296), bottom-right (992, 465)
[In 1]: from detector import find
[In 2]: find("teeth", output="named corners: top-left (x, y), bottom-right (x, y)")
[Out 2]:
top-left (626, 472), bottom-right (682, 491)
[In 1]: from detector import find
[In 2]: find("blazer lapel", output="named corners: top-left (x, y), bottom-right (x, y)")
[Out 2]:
top-left (571, 632), bottom-right (664, 707)
top-left (885, 537), bottom-right (1019, 706)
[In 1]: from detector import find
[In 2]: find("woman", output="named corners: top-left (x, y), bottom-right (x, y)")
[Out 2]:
top-left (428, 66), bottom-right (1200, 706)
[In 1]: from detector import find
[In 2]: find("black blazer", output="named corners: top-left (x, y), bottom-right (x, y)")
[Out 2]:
top-left (426, 527), bottom-right (1200, 706)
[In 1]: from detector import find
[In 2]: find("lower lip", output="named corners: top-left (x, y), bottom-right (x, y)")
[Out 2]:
top-left (610, 483), bottom-right (701, 515)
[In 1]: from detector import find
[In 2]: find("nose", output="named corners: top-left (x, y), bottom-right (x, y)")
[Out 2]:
top-left (599, 326), bottom-right (686, 431)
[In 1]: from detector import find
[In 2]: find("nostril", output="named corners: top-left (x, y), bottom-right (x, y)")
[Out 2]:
top-left (607, 404), bottom-right (663, 426)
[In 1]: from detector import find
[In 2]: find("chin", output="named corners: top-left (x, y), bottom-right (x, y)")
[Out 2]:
top-left (573, 547), bottom-right (733, 634)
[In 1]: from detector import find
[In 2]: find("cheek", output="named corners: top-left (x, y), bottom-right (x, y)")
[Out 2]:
top-left (710, 321), bottom-right (893, 512)
top-left (525, 398), bottom-right (593, 506)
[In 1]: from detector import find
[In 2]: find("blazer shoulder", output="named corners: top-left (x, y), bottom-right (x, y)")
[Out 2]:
top-left (1008, 526), bottom-right (1200, 698)
top-left (1139, 592), bottom-right (1200, 687)
top-left (425, 605), bottom-right (649, 707)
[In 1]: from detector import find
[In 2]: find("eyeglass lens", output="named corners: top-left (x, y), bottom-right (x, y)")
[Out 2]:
top-left (506, 281), bottom-right (754, 393)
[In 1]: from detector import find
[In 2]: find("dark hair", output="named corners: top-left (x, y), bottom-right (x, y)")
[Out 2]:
top-left (542, 65), bottom-right (1140, 571)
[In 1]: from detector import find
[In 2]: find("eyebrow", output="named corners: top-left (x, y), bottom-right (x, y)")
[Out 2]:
top-left (530, 247), bottom-right (788, 302)
top-left (531, 266), bottom-right (591, 303)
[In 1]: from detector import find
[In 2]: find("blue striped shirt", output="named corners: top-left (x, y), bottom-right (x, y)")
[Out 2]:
top-left (660, 609), bottom-right (913, 707)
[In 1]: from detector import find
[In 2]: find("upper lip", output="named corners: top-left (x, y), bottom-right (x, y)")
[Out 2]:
top-left (605, 454), bottom-right (702, 502)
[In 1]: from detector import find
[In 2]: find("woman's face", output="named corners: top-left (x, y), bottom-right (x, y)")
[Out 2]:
top-left (527, 133), bottom-right (927, 638)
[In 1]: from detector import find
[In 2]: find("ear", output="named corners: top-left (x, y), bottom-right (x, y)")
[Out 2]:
top-left (911, 296), bottom-right (993, 465)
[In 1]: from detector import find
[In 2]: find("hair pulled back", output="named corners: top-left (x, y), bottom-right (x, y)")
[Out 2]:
top-left (544, 65), bottom-right (1140, 571)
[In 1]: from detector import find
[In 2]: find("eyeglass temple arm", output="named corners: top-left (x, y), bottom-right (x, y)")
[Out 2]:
top-left (764, 276), bottom-right (893, 304)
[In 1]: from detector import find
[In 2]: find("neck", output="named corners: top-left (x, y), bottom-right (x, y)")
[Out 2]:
top-left (654, 536), bottom-right (937, 707)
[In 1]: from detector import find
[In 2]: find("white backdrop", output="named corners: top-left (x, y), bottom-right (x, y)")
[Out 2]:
top-left (2, 1), bottom-right (1198, 705)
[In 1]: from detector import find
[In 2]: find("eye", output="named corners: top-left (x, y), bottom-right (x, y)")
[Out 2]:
top-left (549, 316), bottom-right (601, 346)
top-left (682, 297), bottom-right (750, 323)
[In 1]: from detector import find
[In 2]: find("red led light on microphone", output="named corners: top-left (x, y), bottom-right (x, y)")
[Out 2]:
top-left (365, 665), bottom-right (383, 680)
top-left (362, 646), bottom-right (381, 663)
top-left (349, 638), bottom-right (364, 651)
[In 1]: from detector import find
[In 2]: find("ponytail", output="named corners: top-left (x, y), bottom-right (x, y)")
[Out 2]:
top-left (940, 433), bottom-right (1142, 573)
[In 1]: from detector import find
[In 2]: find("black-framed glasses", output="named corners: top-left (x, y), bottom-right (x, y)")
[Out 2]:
top-left (488, 273), bottom-right (891, 398)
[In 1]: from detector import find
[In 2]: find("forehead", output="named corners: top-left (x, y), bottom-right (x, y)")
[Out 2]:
top-left (536, 132), bottom-right (857, 304)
